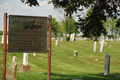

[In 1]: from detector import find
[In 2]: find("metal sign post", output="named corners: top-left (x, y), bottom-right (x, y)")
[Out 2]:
top-left (2, 13), bottom-right (7, 80)
top-left (47, 15), bottom-right (52, 80)
top-left (2, 13), bottom-right (52, 80)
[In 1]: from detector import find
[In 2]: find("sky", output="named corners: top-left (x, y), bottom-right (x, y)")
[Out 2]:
top-left (0, 0), bottom-right (86, 31)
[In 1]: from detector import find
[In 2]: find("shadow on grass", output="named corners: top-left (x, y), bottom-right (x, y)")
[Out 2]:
top-left (44, 72), bottom-right (120, 80)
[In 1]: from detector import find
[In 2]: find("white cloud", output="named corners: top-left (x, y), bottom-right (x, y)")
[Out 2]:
top-left (0, 3), bottom-right (2, 7)
top-left (3, 2), bottom-right (9, 5)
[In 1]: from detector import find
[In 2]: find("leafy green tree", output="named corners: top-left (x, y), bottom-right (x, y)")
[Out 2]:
top-left (103, 17), bottom-right (118, 37)
top-left (0, 31), bottom-right (3, 35)
top-left (77, 6), bottom-right (106, 40)
top-left (58, 22), bottom-right (65, 37)
top-left (52, 18), bottom-right (59, 38)
top-left (62, 17), bottom-right (79, 35)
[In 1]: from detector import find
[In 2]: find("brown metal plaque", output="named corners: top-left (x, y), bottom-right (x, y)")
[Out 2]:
top-left (8, 15), bottom-right (47, 53)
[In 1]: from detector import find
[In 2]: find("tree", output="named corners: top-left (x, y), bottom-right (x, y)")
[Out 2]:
top-left (21, 0), bottom-right (120, 38)
top-left (58, 22), bottom-right (65, 37)
top-left (77, 6), bottom-right (107, 40)
top-left (52, 18), bottom-right (59, 38)
top-left (103, 17), bottom-right (118, 37)
top-left (61, 17), bottom-right (79, 35)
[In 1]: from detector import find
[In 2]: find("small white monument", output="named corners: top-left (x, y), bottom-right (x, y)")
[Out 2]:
top-left (19, 53), bottom-right (31, 72)
top-left (70, 33), bottom-right (75, 41)
top-left (1, 35), bottom-right (8, 44)
top-left (74, 50), bottom-right (77, 56)
top-left (111, 37), bottom-right (113, 41)
top-left (100, 41), bottom-right (104, 53)
top-left (93, 41), bottom-right (97, 52)
top-left (106, 36), bottom-right (109, 41)
top-left (33, 53), bottom-right (36, 56)
top-left (23, 53), bottom-right (28, 65)
top-left (99, 35), bottom-right (104, 53)
top-left (67, 34), bottom-right (69, 37)
top-left (55, 40), bottom-right (58, 46)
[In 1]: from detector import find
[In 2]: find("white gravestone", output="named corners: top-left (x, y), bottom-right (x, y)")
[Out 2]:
top-left (55, 40), bottom-right (58, 46)
top-left (33, 53), bottom-right (36, 56)
top-left (106, 36), bottom-right (109, 41)
top-left (99, 36), bottom-right (104, 43)
top-left (100, 41), bottom-right (104, 53)
top-left (93, 41), bottom-right (97, 52)
top-left (67, 34), bottom-right (69, 37)
top-left (111, 38), bottom-right (113, 41)
top-left (70, 33), bottom-right (75, 41)
top-left (104, 54), bottom-right (110, 76)
top-left (23, 53), bottom-right (28, 65)
top-left (70, 34), bottom-right (72, 41)
top-left (99, 36), bottom-right (104, 53)
top-left (1, 35), bottom-right (8, 44)
top-left (119, 37), bottom-right (120, 41)
top-left (74, 50), bottom-right (77, 56)
top-left (104, 42), bottom-right (107, 45)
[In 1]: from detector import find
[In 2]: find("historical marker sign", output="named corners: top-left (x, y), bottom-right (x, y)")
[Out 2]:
top-left (8, 15), bottom-right (47, 53)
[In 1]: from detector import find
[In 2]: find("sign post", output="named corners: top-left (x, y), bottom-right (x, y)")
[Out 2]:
top-left (2, 14), bottom-right (52, 80)
top-left (47, 15), bottom-right (52, 80)
top-left (2, 13), bottom-right (7, 80)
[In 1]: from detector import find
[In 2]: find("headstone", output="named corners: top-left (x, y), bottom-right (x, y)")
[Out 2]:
top-left (1, 35), bottom-right (4, 44)
top-left (19, 53), bottom-right (31, 72)
top-left (72, 33), bottom-right (75, 41)
top-left (100, 41), bottom-right (104, 53)
top-left (23, 53), bottom-right (28, 65)
top-left (74, 51), bottom-right (77, 56)
top-left (99, 35), bottom-right (104, 43)
top-left (106, 36), bottom-right (109, 41)
top-left (111, 38), bottom-right (113, 41)
top-left (1, 35), bottom-right (8, 44)
top-left (104, 54), bottom-right (110, 76)
top-left (6, 56), bottom-right (17, 79)
top-left (119, 36), bottom-right (120, 41)
top-left (33, 53), bottom-right (36, 56)
top-left (61, 39), bottom-right (63, 41)
top-left (55, 40), bottom-right (58, 46)
top-left (70, 33), bottom-right (75, 41)
top-left (93, 41), bottom-right (96, 52)
top-left (104, 42), bottom-right (107, 45)
top-left (67, 34), bottom-right (69, 37)
top-left (70, 34), bottom-right (72, 41)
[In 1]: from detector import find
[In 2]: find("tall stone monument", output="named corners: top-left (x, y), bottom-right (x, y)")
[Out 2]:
top-left (6, 56), bottom-right (17, 79)
top-left (104, 54), bottom-right (110, 75)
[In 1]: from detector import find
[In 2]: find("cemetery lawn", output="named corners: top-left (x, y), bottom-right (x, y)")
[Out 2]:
top-left (0, 38), bottom-right (120, 80)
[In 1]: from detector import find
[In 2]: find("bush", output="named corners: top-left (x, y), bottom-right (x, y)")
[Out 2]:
top-left (66, 36), bottom-right (70, 41)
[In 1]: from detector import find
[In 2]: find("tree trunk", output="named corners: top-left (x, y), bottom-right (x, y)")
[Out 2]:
top-left (111, 29), bottom-right (113, 38)
top-left (95, 36), bottom-right (97, 41)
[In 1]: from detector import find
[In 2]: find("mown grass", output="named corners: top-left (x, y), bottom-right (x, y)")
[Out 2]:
top-left (0, 37), bottom-right (120, 80)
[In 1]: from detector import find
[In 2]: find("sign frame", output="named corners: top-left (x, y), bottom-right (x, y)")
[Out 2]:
top-left (8, 15), bottom-right (48, 53)
top-left (2, 13), bottom-right (52, 80)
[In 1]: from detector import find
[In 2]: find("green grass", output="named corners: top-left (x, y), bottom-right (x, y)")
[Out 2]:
top-left (0, 37), bottom-right (120, 80)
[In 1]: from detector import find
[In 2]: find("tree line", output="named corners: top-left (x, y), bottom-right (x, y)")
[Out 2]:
top-left (52, 17), bottom-right (79, 38)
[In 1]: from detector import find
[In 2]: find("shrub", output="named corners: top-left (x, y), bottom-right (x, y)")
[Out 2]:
top-left (66, 36), bottom-right (70, 41)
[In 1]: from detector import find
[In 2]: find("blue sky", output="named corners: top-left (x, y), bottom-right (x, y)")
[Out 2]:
top-left (0, 0), bottom-right (86, 31)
